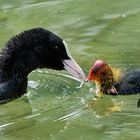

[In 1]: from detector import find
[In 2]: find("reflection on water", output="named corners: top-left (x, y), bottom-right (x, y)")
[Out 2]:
top-left (0, 0), bottom-right (140, 140)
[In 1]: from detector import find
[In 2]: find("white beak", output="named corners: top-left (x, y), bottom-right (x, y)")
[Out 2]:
top-left (62, 41), bottom-right (85, 88)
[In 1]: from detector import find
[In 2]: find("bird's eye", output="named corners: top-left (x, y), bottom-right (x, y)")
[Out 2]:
top-left (93, 68), bottom-right (99, 74)
top-left (93, 67), bottom-right (100, 74)
top-left (55, 46), bottom-right (59, 50)
top-left (93, 69), bottom-right (97, 73)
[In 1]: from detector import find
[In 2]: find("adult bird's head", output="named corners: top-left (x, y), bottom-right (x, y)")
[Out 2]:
top-left (86, 60), bottom-right (118, 95)
top-left (21, 28), bottom-right (86, 84)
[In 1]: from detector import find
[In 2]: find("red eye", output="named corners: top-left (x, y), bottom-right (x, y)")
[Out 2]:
top-left (55, 46), bottom-right (58, 49)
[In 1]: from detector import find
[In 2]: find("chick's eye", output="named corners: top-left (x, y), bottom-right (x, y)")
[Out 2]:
top-left (93, 69), bottom-right (97, 74)
top-left (93, 67), bottom-right (100, 74)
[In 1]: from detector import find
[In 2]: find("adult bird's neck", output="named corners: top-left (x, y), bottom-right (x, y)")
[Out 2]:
top-left (0, 50), bottom-right (37, 100)
top-left (0, 54), bottom-right (34, 82)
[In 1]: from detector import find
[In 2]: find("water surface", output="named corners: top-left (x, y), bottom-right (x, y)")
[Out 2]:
top-left (0, 0), bottom-right (140, 140)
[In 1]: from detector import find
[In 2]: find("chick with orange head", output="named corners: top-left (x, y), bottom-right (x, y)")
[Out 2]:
top-left (86, 60), bottom-right (121, 96)
top-left (87, 59), bottom-right (140, 97)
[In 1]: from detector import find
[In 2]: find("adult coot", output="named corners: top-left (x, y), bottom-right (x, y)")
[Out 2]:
top-left (86, 60), bottom-right (140, 96)
top-left (0, 28), bottom-right (85, 102)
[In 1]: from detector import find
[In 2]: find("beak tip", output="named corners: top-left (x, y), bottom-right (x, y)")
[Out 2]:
top-left (85, 78), bottom-right (89, 82)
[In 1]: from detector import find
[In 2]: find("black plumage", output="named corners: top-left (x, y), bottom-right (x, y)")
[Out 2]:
top-left (0, 28), bottom-right (85, 102)
top-left (114, 69), bottom-right (140, 95)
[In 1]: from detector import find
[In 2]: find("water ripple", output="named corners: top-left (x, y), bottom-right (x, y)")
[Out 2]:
top-left (101, 8), bottom-right (140, 20)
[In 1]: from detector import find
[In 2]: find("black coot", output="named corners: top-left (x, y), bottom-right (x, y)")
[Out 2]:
top-left (0, 28), bottom-right (85, 102)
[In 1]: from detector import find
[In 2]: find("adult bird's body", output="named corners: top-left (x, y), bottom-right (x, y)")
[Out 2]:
top-left (0, 28), bottom-right (85, 102)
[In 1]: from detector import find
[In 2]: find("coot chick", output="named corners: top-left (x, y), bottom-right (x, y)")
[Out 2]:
top-left (86, 60), bottom-right (140, 96)
top-left (0, 28), bottom-right (85, 102)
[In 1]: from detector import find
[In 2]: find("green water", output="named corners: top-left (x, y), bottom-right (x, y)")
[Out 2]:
top-left (0, 0), bottom-right (140, 140)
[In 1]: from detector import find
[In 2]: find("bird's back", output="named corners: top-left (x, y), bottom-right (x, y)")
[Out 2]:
top-left (114, 69), bottom-right (140, 94)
